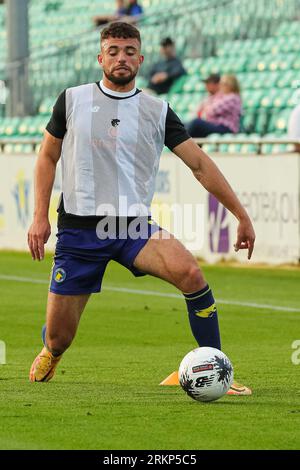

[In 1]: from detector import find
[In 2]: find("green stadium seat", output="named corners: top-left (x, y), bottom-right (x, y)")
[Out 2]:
top-left (168, 75), bottom-right (188, 95)
top-left (4, 119), bottom-right (21, 137)
top-left (244, 90), bottom-right (264, 109)
top-left (274, 109), bottom-right (291, 134)
top-left (241, 111), bottom-right (257, 134)
top-left (254, 110), bottom-right (270, 135)
top-left (273, 89), bottom-right (293, 108)
top-left (182, 75), bottom-right (200, 94)
top-left (260, 89), bottom-right (279, 108)
top-left (135, 76), bottom-right (148, 90)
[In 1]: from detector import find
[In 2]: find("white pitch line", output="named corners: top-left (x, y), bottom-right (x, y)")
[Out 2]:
top-left (0, 275), bottom-right (48, 285)
top-left (0, 274), bottom-right (299, 313)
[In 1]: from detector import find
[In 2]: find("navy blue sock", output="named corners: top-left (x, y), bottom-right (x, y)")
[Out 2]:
top-left (42, 324), bottom-right (47, 347)
top-left (184, 285), bottom-right (221, 350)
top-left (41, 325), bottom-right (61, 357)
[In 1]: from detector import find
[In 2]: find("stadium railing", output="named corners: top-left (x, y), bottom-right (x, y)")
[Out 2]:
top-left (1, 137), bottom-right (300, 156)
top-left (193, 137), bottom-right (300, 155)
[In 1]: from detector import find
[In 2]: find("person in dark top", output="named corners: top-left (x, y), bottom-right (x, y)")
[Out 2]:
top-left (148, 37), bottom-right (186, 95)
top-left (93, 0), bottom-right (127, 27)
top-left (125, 0), bottom-right (143, 16)
top-left (93, 0), bottom-right (142, 27)
top-left (28, 22), bottom-right (255, 397)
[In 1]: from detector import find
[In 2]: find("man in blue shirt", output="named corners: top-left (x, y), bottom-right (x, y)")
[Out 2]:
top-left (126, 0), bottom-right (143, 16)
top-left (93, 0), bottom-right (143, 27)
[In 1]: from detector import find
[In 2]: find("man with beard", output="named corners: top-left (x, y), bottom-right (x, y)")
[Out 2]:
top-left (28, 22), bottom-right (255, 396)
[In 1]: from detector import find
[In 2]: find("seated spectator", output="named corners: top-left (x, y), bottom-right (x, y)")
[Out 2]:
top-left (93, 0), bottom-right (143, 28)
top-left (148, 38), bottom-right (186, 95)
top-left (120, 0), bottom-right (143, 25)
top-left (187, 74), bottom-right (242, 137)
top-left (126, 0), bottom-right (143, 16)
top-left (197, 73), bottom-right (221, 119)
top-left (288, 103), bottom-right (300, 152)
top-left (93, 0), bottom-right (127, 27)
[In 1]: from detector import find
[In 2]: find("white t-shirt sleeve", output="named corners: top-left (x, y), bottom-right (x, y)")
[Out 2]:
top-left (288, 104), bottom-right (300, 139)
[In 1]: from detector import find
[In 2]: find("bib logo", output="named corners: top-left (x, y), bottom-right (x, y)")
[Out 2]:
top-left (111, 119), bottom-right (120, 127)
top-left (208, 194), bottom-right (230, 253)
top-left (109, 119), bottom-right (120, 138)
top-left (12, 171), bottom-right (30, 228)
top-left (54, 268), bottom-right (66, 283)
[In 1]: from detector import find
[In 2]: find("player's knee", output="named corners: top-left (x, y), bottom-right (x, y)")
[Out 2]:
top-left (179, 265), bottom-right (206, 293)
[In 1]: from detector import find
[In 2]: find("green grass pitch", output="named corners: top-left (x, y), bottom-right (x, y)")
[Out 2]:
top-left (0, 251), bottom-right (299, 450)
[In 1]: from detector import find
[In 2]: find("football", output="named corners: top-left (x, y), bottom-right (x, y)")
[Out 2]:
top-left (179, 347), bottom-right (234, 402)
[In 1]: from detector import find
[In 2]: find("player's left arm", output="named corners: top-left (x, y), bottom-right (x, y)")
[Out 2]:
top-left (173, 138), bottom-right (256, 259)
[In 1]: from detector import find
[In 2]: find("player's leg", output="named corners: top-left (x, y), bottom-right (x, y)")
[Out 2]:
top-left (132, 230), bottom-right (204, 291)
top-left (30, 293), bottom-right (90, 382)
top-left (132, 230), bottom-right (251, 395)
top-left (45, 292), bottom-right (90, 355)
top-left (29, 227), bottom-right (110, 383)
top-left (131, 229), bottom-right (221, 351)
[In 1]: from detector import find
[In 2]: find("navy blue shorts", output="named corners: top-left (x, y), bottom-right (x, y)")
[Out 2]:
top-left (49, 221), bottom-right (161, 295)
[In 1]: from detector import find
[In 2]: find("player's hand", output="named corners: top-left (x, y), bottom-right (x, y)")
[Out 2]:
top-left (234, 217), bottom-right (256, 260)
top-left (27, 217), bottom-right (51, 261)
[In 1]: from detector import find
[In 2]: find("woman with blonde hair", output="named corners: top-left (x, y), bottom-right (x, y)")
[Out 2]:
top-left (187, 74), bottom-right (242, 137)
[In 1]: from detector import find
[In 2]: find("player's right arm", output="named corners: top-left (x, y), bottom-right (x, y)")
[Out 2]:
top-left (28, 90), bottom-right (66, 261)
top-left (27, 131), bottom-right (63, 261)
top-left (164, 104), bottom-right (255, 260)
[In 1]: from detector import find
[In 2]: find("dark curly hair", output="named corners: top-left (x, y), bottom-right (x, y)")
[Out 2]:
top-left (101, 22), bottom-right (141, 46)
